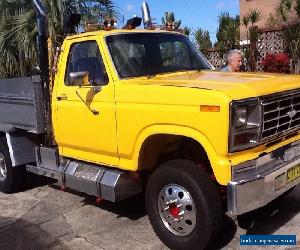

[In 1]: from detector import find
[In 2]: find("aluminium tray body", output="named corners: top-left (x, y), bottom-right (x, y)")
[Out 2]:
top-left (0, 75), bottom-right (45, 134)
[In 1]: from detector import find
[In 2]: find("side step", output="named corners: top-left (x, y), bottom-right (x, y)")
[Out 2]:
top-left (26, 147), bottom-right (142, 202)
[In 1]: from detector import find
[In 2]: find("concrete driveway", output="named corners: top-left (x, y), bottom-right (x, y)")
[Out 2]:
top-left (0, 176), bottom-right (300, 250)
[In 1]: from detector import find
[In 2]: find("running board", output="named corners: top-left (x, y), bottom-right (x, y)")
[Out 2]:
top-left (26, 160), bottom-right (142, 202)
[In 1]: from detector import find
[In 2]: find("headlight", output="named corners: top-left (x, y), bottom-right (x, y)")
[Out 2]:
top-left (229, 98), bottom-right (262, 152)
top-left (235, 107), bottom-right (247, 127)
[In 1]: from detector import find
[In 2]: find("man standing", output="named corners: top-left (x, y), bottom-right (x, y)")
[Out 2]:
top-left (221, 49), bottom-right (243, 72)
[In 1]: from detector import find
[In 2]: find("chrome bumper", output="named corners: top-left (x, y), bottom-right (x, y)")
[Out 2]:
top-left (227, 140), bottom-right (300, 216)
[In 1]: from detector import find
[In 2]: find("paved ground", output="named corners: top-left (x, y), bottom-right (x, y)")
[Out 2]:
top-left (1, 176), bottom-right (300, 250)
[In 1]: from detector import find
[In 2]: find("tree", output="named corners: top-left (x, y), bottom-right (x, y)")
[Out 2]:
top-left (249, 9), bottom-right (263, 26)
top-left (279, 0), bottom-right (300, 21)
top-left (242, 14), bottom-right (250, 32)
top-left (241, 9), bottom-right (263, 41)
top-left (183, 26), bottom-right (191, 37)
top-left (0, 0), bottom-right (119, 78)
top-left (275, 0), bottom-right (300, 73)
top-left (215, 12), bottom-right (240, 55)
top-left (161, 12), bottom-right (181, 30)
top-left (193, 28), bottom-right (212, 56)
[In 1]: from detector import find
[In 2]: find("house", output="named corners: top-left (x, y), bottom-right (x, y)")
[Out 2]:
top-left (240, 0), bottom-right (282, 41)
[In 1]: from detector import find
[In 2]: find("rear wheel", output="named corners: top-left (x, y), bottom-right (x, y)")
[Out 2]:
top-left (0, 139), bottom-right (25, 193)
top-left (146, 160), bottom-right (223, 250)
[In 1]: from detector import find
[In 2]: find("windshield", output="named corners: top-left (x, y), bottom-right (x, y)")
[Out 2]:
top-left (106, 33), bottom-right (212, 78)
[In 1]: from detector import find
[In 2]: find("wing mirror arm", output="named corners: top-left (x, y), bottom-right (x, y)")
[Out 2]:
top-left (69, 71), bottom-right (104, 115)
top-left (75, 87), bottom-right (99, 115)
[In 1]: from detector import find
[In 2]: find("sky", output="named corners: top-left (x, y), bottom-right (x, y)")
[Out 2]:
top-left (115, 0), bottom-right (240, 43)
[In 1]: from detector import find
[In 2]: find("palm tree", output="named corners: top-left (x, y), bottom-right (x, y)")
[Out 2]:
top-left (249, 9), bottom-right (263, 26)
top-left (0, 0), bottom-right (119, 78)
top-left (242, 15), bottom-right (250, 30)
top-left (215, 12), bottom-right (240, 55)
top-left (193, 28), bottom-right (212, 56)
top-left (278, 0), bottom-right (300, 73)
top-left (183, 26), bottom-right (191, 37)
top-left (161, 12), bottom-right (181, 30)
top-left (279, 0), bottom-right (300, 21)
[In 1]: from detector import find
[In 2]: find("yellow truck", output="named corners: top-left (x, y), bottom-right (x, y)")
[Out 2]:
top-left (1, 1), bottom-right (300, 249)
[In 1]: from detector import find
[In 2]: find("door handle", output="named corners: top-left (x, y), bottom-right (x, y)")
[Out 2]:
top-left (57, 94), bottom-right (68, 101)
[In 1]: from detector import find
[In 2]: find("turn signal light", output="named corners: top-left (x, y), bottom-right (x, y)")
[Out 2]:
top-left (200, 105), bottom-right (220, 112)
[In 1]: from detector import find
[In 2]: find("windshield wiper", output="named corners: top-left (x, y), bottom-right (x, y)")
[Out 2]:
top-left (147, 74), bottom-right (156, 79)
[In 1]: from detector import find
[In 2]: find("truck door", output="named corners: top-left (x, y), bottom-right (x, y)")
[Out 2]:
top-left (53, 39), bottom-right (118, 166)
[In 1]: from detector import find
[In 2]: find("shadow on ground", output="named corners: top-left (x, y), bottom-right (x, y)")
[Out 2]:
top-left (237, 187), bottom-right (300, 235)
top-left (25, 172), bottom-right (57, 191)
top-left (205, 215), bottom-right (237, 250)
top-left (0, 217), bottom-right (65, 250)
top-left (20, 174), bottom-right (300, 249)
top-left (207, 187), bottom-right (300, 249)
top-left (51, 185), bottom-right (147, 221)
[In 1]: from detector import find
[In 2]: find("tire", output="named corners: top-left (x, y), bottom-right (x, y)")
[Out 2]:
top-left (0, 138), bottom-right (25, 193)
top-left (146, 160), bottom-right (223, 250)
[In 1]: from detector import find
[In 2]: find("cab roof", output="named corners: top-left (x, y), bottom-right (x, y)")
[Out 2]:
top-left (64, 28), bottom-right (184, 40)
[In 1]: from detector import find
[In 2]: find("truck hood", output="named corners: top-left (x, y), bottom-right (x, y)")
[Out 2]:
top-left (125, 71), bottom-right (300, 100)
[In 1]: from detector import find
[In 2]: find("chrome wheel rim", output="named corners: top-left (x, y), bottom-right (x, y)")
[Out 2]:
top-left (158, 184), bottom-right (196, 236)
top-left (0, 152), bottom-right (7, 181)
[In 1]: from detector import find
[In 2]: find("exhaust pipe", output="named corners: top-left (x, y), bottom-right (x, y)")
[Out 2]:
top-left (33, 0), bottom-right (51, 144)
top-left (33, 0), bottom-right (49, 82)
top-left (141, 2), bottom-right (152, 29)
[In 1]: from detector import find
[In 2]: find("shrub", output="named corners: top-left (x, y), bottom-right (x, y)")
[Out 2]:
top-left (262, 53), bottom-right (290, 73)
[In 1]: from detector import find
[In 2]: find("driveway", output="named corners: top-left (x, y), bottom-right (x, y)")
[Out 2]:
top-left (0, 176), bottom-right (300, 250)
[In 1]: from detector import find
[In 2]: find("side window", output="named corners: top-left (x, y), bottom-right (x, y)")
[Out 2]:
top-left (65, 41), bottom-right (108, 86)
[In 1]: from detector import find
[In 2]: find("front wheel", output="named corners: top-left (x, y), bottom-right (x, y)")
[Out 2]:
top-left (0, 139), bottom-right (25, 193)
top-left (146, 160), bottom-right (223, 250)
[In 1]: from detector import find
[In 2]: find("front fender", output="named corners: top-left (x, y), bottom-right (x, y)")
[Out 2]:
top-left (119, 124), bottom-right (231, 185)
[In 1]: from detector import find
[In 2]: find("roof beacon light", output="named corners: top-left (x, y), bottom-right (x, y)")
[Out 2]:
top-left (103, 18), bottom-right (116, 31)
top-left (124, 16), bottom-right (142, 29)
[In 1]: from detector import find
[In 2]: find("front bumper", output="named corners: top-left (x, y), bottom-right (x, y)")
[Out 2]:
top-left (227, 140), bottom-right (300, 216)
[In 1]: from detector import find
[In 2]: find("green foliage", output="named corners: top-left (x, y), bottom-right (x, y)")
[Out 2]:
top-left (193, 28), bottom-right (212, 55)
top-left (278, 0), bottom-right (300, 73)
top-left (242, 9), bottom-right (263, 41)
top-left (183, 26), bottom-right (191, 37)
top-left (165, 12), bottom-right (175, 23)
top-left (161, 12), bottom-right (174, 24)
top-left (161, 12), bottom-right (181, 30)
top-left (0, 0), bottom-right (119, 78)
top-left (266, 13), bottom-right (281, 28)
top-left (279, 0), bottom-right (293, 21)
top-left (279, 0), bottom-right (300, 21)
top-left (249, 26), bottom-right (262, 41)
top-left (249, 9), bottom-right (263, 26)
top-left (282, 23), bottom-right (300, 73)
top-left (296, 0), bottom-right (300, 16)
top-left (215, 12), bottom-right (240, 55)
top-left (242, 15), bottom-right (250, 29)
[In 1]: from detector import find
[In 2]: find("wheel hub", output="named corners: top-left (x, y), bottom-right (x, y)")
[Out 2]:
top-left (158, 184), bottom-right (196, 236)
top-left (0, 152), bottom-right (7, 180)
top-left (169, 203), bottom-right (180, 218)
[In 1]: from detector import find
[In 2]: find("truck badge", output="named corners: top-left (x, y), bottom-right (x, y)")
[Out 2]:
top-left (287, 109), bottom-right (297, 119)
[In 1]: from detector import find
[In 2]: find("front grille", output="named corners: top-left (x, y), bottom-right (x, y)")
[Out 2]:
top-left (261, 90), bottom-right (300, 139)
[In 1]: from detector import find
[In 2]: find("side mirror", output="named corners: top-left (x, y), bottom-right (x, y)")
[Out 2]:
top-left (69, 71), bottom-right (89, 86)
